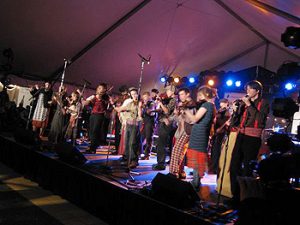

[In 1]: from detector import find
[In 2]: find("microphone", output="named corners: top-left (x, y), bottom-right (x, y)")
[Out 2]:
top-left (83, 79), bottom-right (91, 85)
top-left (138, 53), bottom-right (151, 64)
top-left (244, 94), bottom-right (249, 98)
top-left (63, 58), bottom-right (71, 64)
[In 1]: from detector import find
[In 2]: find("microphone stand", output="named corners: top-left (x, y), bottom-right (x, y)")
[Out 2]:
top-left (137, 53), bottom-right (150, 94)
top-left (26, 98), bottom-right (34, 130)
top-left (125, 54), bottom-right (150, 182)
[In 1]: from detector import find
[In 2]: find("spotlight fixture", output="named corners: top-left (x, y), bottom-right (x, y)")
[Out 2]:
top-left (281, 27), bottom-right (300, 49)
top-left (174, 77), bottom-right (180, 83)
top-left (226, 79), bottom-right (233, 86)
top-left (167, 76), bottom-right (174, 84)
top-left (160, 76), bottom-right (167, 83)
top-left (207, 79), bottom-right (215, 86)
top-left (235, 81), bottom-right (241, 87)
top-left (189, 77), bottom-right (195, 84)
top-left (284, 82), bottom-right (295, 91)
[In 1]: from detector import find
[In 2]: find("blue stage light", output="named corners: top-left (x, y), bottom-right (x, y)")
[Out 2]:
top-left (160, 76), bottom-right (166, 83)
top-left (285, 82), bottom-right (294, 90)
top-left (235, 81), bottom-right (241, 87)
top-left (226, 80), bottom-right (233, 86)
top-left (189, 77), bottom-right (195, 84)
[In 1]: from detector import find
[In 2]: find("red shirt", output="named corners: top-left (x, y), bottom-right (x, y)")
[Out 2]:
top-left (91, 94), bottom-right (109, 114)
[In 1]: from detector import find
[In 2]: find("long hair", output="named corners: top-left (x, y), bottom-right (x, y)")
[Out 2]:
top-left (197, 85), bottom-right (217, 100)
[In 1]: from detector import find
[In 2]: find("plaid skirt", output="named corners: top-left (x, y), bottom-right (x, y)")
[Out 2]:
top-left (186, 148), bottom-right (208, 177)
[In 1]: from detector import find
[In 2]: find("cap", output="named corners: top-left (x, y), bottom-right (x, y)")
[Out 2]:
top-left (128, 87), bottom-right (138, 92)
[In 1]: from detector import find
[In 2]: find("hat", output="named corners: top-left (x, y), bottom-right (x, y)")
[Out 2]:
top-left (164, 85), bottom-right (176, 92)
top-left (128, 87), bottom-right (138, 92)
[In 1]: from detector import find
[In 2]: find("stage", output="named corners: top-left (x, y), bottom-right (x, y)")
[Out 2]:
top-left (0, 133), bottom-right (237, 225)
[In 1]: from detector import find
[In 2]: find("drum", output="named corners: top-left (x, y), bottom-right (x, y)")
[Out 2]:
top-left (216, 131), bottom-right (238, 198)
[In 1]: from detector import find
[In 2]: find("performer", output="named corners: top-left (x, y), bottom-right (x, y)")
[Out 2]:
top-left (152, 85), bottom-right (176, 170)
top-left (150, 88), bottom-right (159, 101)
top-left (209, 98), bottom-right (231, 174)
top-left (116, 85), bottom-right (131, 156)
top-left (169, 88), bottom-right (196, 179)
top-left (113, 87), bottom-right (142, 168)
top-left (140, 91), bottom-right (156, 160)
top-left (48, 85), bottom-right (68, 144)
top-left (84, 83), bottom-right (109, 153)
top-left (31, 81), bottom-right (53, 137)
top-left (229, 80), bottom-right (269, 203)
top-left (184, 86), bottom-right (217, 190)
top-left (65, 91), bottom-right (81, 141)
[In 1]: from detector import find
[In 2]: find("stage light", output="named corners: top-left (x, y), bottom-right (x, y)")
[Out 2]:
top-left (167, 76), bottom-right (174, 83)
top-left (281, 27), bottom-right (300, 49)
top-left (160, 76), bottom-right (167, 83)
top-left (284, 82), bottom-right (295, 90)
top-left (226, 79), bottom-right (233, 86)
top-left (181, 77), bottom-right (188, 84)
top-left (235, 81), bottom-right (241, 87)
top-left (174, 77), bottom-right (180, 83)
top-left (189, 77), bottom-right (195, 84)
top-left (207, 79), bottom-right (214, 86)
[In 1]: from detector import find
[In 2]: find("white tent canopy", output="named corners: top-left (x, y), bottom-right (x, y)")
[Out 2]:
top-left (0, 0), bottom-right (299, 92)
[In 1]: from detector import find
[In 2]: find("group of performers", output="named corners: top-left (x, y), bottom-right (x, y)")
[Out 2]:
top-left (28, 79), bottom-right (270, 197)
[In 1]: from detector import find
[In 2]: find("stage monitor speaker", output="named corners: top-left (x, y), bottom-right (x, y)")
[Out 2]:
top-left (55, 143), bottom-right (87, 166)
top-left (151, 173), bottom-right (200, 209)
top-left (13, 127), bottom-right (39, 146)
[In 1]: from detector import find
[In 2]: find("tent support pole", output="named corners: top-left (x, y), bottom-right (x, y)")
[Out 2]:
top-left (246, 0), bottom-right (300, 25)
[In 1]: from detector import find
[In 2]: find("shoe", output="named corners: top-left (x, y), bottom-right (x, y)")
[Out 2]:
top-left (128, 161), bottom-right (139, 169)
top-left (179, 171), bottom-right (186, 179)
top-left (152, 164), bottom-right (166, 170)
top-left (119, 156), bottom-right (127, 162)
top-left (190, 179), bottom-right (201, 192)
top-left (140, 155), bottom-right (149, 160)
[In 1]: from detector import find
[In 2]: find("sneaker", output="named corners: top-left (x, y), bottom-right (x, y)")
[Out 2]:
top-left (152, 164), bottom-right (166, 170)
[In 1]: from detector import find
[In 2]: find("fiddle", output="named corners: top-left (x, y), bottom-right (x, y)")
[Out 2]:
top-left (156, 92), bottom-right (171, 105)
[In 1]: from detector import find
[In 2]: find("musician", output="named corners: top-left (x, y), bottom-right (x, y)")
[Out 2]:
top-left (84, 83), bottom-right (109, 154)
top-left (151, 88), bottom-right (159, 101)
top-left (152, 85), bottom-right (176, 170)
top-left (113, 87), bottom-right (142, 168)
top-left (209, 98), bottom-right (231, 174)
top-left (48, 85), bottom-right (68, 144)
top-left (169, 88), bottom-right (196, 178)
top-left (31, 81), bottom-right (53, 137)
top-left (184, 86), bottom-right (217, 190)
top-left (140, 91), bottom-right (156, 160)
top-left (116, 85), bottom-right (131, 156)
top-left (65, 91), bottom-right (81, 141)
top-left (229, 80), bottom-right (270, 204)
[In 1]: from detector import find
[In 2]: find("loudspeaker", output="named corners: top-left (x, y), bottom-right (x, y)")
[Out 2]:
top-left (151, 173), bottom-right (200, 209)
top-left (55, 143), bottom-right (87, 165)
top-left (13, 127), bottom-right (40, 146)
